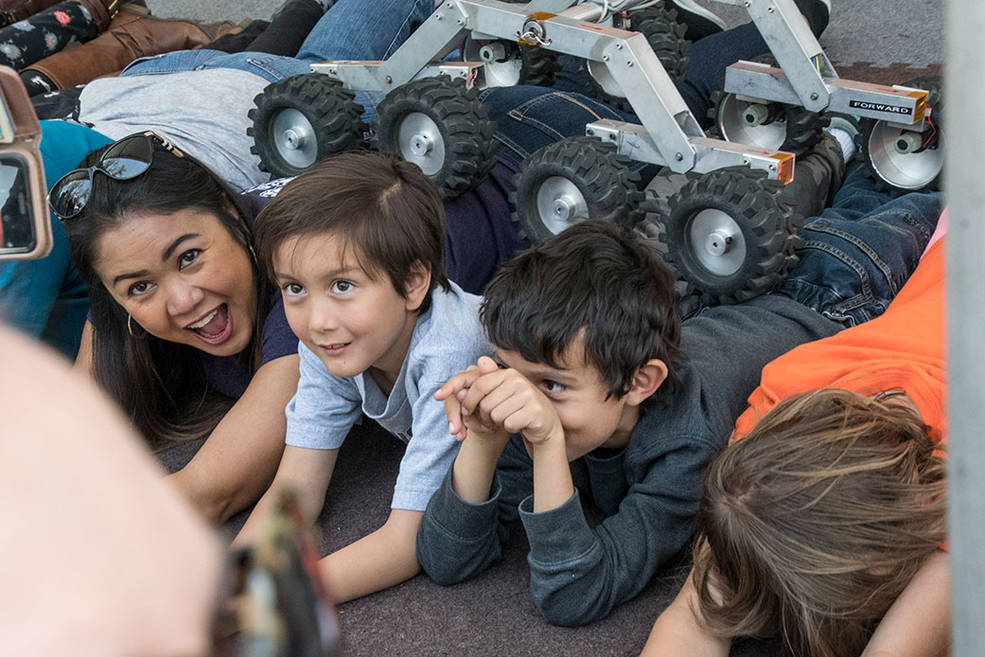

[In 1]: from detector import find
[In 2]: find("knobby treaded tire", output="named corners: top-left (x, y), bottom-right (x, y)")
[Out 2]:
top-left (373, 75), bottom-right (497, 199)
top-left (658, 166), bottom-right (803, 305)
top-left (519, 44), bottom-right (562, 87)
top-left (707, 54), bottom-right (827, 156)
top-left (706, 92), bottom-right (828, 156)
top-left (858, 76), bottom-right (942, 196)
top-left (579, 3), bottom-right (690, 113)
top-left (635, 210), bottom-right (705, 318)
top-left (510, 136), bottom-right (643, 245)
top-left (248, 73), bottom-right (366, 178)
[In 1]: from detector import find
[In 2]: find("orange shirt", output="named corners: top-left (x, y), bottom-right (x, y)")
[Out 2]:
top-left (734, 237), bottom-right (946, 444)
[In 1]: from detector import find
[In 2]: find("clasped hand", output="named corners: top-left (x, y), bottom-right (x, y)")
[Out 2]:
top-left (434, 356), bottom-right (563, 447)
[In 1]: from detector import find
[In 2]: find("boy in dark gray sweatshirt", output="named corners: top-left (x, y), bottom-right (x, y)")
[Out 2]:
top-left (417, 173), bottom-right (940, 625)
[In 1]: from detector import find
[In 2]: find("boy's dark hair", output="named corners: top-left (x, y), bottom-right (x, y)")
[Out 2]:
top-left (253, 150), bottom-right (451, 310)
top-left (481, 221), bottom-right (682, 399)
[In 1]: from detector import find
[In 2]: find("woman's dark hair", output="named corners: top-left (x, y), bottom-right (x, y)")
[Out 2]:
top-left (65, 139), bottom-right (265, 447)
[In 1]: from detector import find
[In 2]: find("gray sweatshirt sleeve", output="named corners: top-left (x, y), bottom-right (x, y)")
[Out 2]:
top-left (518, 432), bottom-right (718, 626)
top-left (417, 436), bottom-right (533, 584)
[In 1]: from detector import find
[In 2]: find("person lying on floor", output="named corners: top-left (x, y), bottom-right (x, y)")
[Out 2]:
top-left (417, 161), bottom-right (942, 626)
top-left (39, 1), bottom-right (462, 529)
top-left (233, 150), bottom-right (492, 603)
top-left (641, 222), bottom-right (948, 657)
top-left (0, 0), bottom-right (436, 360)
top-left (16, 0), bottom-right (833, 528)
top-left (1, 0), bottom-right (828, 359)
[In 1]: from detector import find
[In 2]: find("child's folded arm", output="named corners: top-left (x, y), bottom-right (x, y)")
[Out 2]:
top-left (235, 444), bottom-right (340, 547)
top-left (520, 433), bottom-right (718, 626)
top-left (861, 550), bottom-right (950, 657)
top-left (236, 343), bottom-right (361, 546)
top-left (320, 508), bottom-right (425, 603)
top-left (318, 365), bottom-right (500, 601)
top-left (418, 435), bottom-right (532, 584)
top-left (641, 570), bottom-right (730, 657)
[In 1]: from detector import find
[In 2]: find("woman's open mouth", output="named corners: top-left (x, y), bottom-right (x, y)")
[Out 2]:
top-left (187, 303), bottom-right (234, 345)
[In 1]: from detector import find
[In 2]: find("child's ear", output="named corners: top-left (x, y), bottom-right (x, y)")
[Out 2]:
top-left (624, 359), bottom-right (668, 407)
top-left (404, 260), bottom-right (432, 311)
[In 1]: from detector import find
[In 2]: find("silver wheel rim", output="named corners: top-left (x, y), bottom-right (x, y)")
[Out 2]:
top-left (688, 208), bottom-right (746, 276)
top-left (535, 176), bottom-right (589, 235)
top-left (464, 37), bottom-right (521, 87)
top-left (396, 112), bottom-right (445, 176)
top-left (867, 120), bottom-right (943, 190)
top-left (716, 94), bottom-right (786, 151)
top-left (272, 108), bottom-right (318, 169)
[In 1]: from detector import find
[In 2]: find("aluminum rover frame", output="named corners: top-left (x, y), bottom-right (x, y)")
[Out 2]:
top-left (309, 0), bottom-right (932, 184)
top-left (310, 0), bottom-right (795, 182)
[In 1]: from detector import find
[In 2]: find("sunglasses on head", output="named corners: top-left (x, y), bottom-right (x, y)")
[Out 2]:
top-left (47, 131), bottom-right (185, 221)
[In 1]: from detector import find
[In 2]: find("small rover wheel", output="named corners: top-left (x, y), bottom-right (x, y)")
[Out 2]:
top-left (510, 136), bottom-right (643, 244)
top-left (373, 75), bottom-right (497, 199)
top-left (660, 167), bottom-right (803, 305)
top-left (708, 92), bottom-right (826, 156)
top-left (707, 55), bottom-right (827, 155)
top-left (579, 3), bottom-right (690, 113)
top-left (462, 36), bottom-right (561, 87)
top-left (248, 73), bottom-right (367, 178)
top-left (858, 76), bottom-right (942, 195)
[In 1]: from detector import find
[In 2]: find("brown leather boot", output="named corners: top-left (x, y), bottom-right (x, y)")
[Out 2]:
top-left (73, 0), bottom-right (123, 31)
top-left (0, 0), bottom-right (64, 27)
top-left (0, 0), bottom-right (148, 30)
top-left (21, 9), bottom-right (238, 91)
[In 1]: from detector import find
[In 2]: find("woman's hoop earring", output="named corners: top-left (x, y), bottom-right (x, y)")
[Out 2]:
top-left (127, 313), bottom-right (146, 338)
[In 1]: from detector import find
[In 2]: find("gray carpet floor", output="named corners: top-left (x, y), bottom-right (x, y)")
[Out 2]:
top-left (140, 1), bottom-right (944, 655)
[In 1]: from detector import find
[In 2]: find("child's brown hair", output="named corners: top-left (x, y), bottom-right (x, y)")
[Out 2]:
top-left (692, 388), bottom-right (947, 657)
top-left (253, 150), bottom-right (450, 310)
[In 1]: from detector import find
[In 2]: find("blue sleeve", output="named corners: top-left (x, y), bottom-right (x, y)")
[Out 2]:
top-left (0, 122), bottom-right (111, 354)
top-left (259, 293), bottom-right (299, 366)
top-left (40, 120), bottom-right (113, 184)
top-left (284, 342), bottom-right (362, 449)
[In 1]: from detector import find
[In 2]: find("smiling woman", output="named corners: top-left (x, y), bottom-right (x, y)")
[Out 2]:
top-left (62, 134), bottom-right (301, 523)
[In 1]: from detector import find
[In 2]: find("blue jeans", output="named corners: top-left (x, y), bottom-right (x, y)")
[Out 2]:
top-left (479, 85), bottom-right (637, 168)
top-left (120, 0), bottom-right (434, 122)
top-left (774, 162), bottom-right (943, 326)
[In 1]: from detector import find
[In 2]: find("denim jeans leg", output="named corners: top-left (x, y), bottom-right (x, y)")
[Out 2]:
top-left (775, 165), bottom-right (943, 326)
top-left (480, 85), bottom-right (638, 168)
top-left (122, 49), bottom-right (233, 76)
top-left (295, 0), bottom-right (434, 62)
